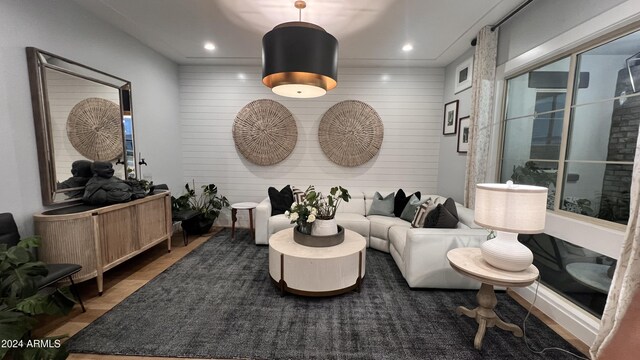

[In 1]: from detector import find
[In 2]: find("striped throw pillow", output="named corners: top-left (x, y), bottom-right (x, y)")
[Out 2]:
top-left (292, 186), bottom-right (306, 204)
top-left (411, 198), bottom-right (436, 228)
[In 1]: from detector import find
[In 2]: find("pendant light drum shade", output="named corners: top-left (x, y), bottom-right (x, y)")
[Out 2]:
top-left (262, 22), bottom-right (338, 98)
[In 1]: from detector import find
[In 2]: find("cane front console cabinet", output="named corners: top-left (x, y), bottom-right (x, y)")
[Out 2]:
top-left (34, 192), bottom-right (172, 294)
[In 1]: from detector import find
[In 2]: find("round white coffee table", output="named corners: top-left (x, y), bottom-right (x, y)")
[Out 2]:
top-left (268, 227), bottom-right (366, 296)
top-left (447, 247), bottom-right (539, 350)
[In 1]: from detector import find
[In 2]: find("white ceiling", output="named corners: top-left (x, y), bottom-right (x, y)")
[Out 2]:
top-left (73, 0), bottom-right (525, 67)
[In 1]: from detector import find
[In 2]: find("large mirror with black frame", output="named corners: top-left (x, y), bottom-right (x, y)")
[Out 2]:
top-left (26, 47), bottom-right (137, 205)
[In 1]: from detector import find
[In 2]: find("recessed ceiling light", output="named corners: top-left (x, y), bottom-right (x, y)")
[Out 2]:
top-left (204, 42), bottom-right (216, 51)
top-left (402, 43), bottom-right (413, 52)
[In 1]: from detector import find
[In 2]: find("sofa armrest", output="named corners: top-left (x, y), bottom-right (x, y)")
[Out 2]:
top-left (255, 197), bottom-right (271, 245)
top-left (403, 228), bottom-right (489, 288)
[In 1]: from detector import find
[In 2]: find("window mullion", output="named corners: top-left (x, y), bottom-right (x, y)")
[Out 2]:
top-left (554, 53), bottom-right (578, 212)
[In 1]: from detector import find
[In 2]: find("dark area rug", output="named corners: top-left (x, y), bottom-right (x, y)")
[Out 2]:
top-left (67, 229), bottom-right (581, 359)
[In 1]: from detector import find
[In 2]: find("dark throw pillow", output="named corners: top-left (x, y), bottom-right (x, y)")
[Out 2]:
top-left (424, 197), bottom-right (459, 228)
top-left (442, 197), bottom-right (459, 221)
top-left (394, 189), bottom-right (421, 217)
top-left (268, 185), bottom-right (294, 216)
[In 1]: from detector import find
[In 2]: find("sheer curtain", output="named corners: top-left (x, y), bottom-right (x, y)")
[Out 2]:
top-left (464, 26), bottom-right (498, 209)
top-left (591, 134), bottom-right (640, 359)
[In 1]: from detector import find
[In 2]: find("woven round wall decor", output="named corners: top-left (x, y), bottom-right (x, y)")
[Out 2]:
top-left (66, 97), bottom-right (123, 161)
top-left (233, 99), bottom-right (297, 166)
top-left (319, 100), bottom-right (383, 167)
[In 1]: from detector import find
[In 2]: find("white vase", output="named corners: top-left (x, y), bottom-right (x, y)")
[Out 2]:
top-left (480, 231), bottom-right (534, 272)
top-left (311, 219), bottom-right (338, 236)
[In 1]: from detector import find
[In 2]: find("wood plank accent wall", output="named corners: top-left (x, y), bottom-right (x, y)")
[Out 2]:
top-left (179, 66), bottom-right (444, 224)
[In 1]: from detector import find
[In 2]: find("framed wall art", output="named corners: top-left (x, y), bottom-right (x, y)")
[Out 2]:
top-left (457, 116), bottom-right (470, 153)
top-left (442, 100), bottom-right (458, 135)
top-left (454, 56), bottom-right (473, 94)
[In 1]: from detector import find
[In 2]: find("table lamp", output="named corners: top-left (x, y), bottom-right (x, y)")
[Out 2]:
top-left (474, 181), bottom-right (548, 272)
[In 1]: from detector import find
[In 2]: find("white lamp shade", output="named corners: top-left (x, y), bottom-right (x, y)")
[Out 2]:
top-left (474, 183), bottom-right (548, 234)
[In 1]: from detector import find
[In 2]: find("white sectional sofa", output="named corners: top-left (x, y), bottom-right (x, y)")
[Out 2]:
top-left (255, 190), bottom-right (488, 289)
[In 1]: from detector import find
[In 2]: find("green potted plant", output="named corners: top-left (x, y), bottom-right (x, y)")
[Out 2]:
top-left (0, 237), bottom-right (77, 360)
top-left (171, 182), bottom-right (229, 235)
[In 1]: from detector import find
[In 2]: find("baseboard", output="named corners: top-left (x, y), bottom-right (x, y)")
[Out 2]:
top-left (513, 283), bottom-right (600, 347)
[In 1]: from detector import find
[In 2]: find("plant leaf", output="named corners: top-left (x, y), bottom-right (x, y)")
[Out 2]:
top-left (17, 237), bottom-right (41, 250)
top-left (6, 246), bottom-right (31, 264)
top-left (0, 309), bottom-right (37, 355)
top-left (16, 287), bottom-right (75, 316)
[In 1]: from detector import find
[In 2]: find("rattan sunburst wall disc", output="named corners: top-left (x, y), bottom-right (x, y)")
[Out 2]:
top-left (233, 99), bottom-right (297, 166)
top-left (66, 97), bottom-right (123, 161)
top-left (319, 100), bottom-right (383, 167)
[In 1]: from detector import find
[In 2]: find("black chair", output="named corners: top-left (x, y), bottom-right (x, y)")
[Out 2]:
top-left (0, 213), bottom-right (85, 312)
top-left (153, 184), bottom-right (199, 246)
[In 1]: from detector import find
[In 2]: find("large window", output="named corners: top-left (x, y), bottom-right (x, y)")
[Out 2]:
top-left (501, 29), bottom-right (640, 226)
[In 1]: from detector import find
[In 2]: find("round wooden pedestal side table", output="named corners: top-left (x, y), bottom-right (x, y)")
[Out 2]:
top-left (447, 247), bottom-right (539, 350)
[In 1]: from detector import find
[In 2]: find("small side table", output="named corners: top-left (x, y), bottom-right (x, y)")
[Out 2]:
top-left (231, 202), bottom-right (259, 241)
top-left (447, 248), bottom-right (539, 350)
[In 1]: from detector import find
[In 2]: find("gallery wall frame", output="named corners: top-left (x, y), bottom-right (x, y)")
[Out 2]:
top-left (443, 100), bottom-right (459, 135)
top-left (454, 56), bottom-right (474, 94)
top-left (457, 116), bottom-right (470, 153)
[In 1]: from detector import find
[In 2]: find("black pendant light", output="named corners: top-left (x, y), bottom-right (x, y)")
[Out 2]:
top-left (262, 0), bottom-right (338, 98)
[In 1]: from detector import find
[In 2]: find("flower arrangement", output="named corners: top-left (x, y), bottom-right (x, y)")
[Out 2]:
top-left (286, 186), bottom-right (351, 234)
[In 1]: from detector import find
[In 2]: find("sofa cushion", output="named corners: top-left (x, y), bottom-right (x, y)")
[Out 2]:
top-left (335, 191), bottom-right (366, 215)
top-left (268, 185), bottom-right (294, 216)
top-left (368, 215), bottom-right (410, 240)
top-left (394, 189), bottom-right (421, 217)
top-left (456, 205), bottom-right (482, 229)
top-left (335, 213), bottom-right (370, 239)
top-left (369, 192), bottom-right (395, 217)
top-left (389, 226), bottom-right (410, 258)
top-left (400, 195), bottom-right (429, 222)
top-left (268, 214), bottom-right (294, 237)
